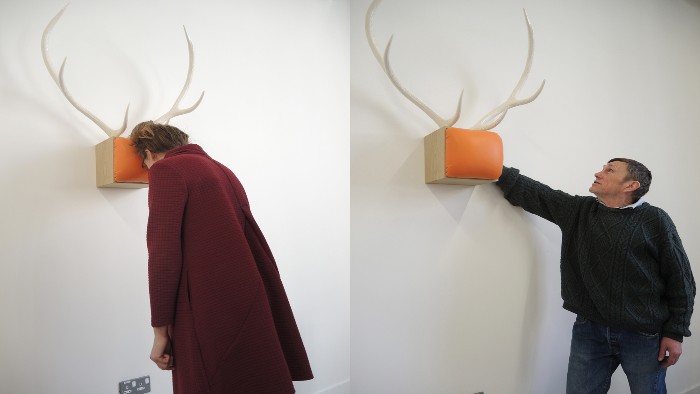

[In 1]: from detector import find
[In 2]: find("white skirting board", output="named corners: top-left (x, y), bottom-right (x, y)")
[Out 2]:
top-left (313, 379), bottom-right (350, 394)
top-left (684, 385), bottom-right (700, 394)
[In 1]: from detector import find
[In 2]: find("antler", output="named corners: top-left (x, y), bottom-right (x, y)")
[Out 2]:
top-left (365, 0), bottom-right (463, 128)
top-left (41, 4), bottom-right (130, 138)
top-left (470, 10), bottom-right (545, 131)
top-left (366, 0), bottom-right (545, 131)
top-left (42, 6), bottom-right (205, 136)
top-left (154, 27), bottom-right (205, 124)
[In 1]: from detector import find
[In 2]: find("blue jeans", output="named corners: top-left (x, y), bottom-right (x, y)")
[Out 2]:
top-left (566, 316), bottom-right (667, 394)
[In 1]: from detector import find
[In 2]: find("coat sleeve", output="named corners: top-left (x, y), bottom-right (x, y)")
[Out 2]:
top-left (147, 162), bottom-right (188, 327)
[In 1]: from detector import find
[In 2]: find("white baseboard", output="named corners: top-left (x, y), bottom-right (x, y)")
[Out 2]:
top-left (683, 385), bottom-right (700, 394)
top-left (314, 379), bottom-right (350, 394)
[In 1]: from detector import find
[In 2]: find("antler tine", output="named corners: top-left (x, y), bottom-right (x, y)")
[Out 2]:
top-left (365, 0), bottom-right (385, 71)
top-left (470, 10), bottom-right (545, 131)
top-left (41, 4), bottom-right (67, 87)
top-left (365, 0), bottom-right (462, 128)
top-left (154, 26), bottom-right (205, 125)
top-left (57, 61), bottom-right (130, 138)
top-left (42, 4), bottom-right (129, 138)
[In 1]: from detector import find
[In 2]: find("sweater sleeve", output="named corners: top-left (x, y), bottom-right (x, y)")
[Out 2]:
top-left (657, 211), bottom-right (696, 341)
top-left (146, 162), bottom-right (188, 327)
top-left (496, 166), bottom-right (578, 227)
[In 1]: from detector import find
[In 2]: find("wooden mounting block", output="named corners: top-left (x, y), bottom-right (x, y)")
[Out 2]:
top-left (424, 127), bottom-right (503, 185)
top-left (95, 137), bottom-right (149, 188)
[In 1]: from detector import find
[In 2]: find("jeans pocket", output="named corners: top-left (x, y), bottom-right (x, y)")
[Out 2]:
top-left (574, 315), bottom-right (588, 325)
top-left (637, 331), bottom-right (659, 338)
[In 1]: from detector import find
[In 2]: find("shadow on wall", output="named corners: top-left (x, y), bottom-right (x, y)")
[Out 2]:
top-left (493, 185), bottom-right (545, 390)
top-left (2, 141), bottom-right (95, 245)
top-left (428, 181), bottom-right (544, 390)
top-left (351, 85), bottom-right (437, 140)
top-left (0, 64), bottom-right (148, 260)
top-left (426, 183), bottom-right (476, 222)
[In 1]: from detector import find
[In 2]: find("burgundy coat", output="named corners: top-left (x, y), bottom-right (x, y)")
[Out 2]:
top-left (147, 144), bottom-right (313, 394)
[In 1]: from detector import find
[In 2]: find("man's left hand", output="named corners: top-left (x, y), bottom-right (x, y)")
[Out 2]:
top-left (658, 336), bottom-right (682, 368)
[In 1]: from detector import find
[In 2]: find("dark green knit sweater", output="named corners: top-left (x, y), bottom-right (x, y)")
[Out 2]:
top-left (497, 166), bottom-right (695, 341)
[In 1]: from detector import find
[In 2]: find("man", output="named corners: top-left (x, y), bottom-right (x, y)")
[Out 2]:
top-left (496, 158), bottom-right (695, 393)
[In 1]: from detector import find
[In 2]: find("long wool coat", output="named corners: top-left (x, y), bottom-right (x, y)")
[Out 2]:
top-left (147, 144), bottom-right (313, 393)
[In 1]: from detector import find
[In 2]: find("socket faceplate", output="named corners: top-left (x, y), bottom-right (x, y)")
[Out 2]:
top-left (118, 376), bottom-right (151, 394)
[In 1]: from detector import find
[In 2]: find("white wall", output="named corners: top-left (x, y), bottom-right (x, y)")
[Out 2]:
top-left (351, 0), bottom-right (700, 393)
top-left (3, 0), bottom-right (699, 392)
top-left (0, 1), bottom-right (349, 393)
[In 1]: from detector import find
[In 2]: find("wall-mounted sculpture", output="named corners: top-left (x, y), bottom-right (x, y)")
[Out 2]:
top-left (365, 0), bottom-right (545, 185)
top-left (41, 5), bottom-right (204, 188)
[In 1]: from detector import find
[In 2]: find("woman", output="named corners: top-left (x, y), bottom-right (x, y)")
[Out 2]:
top-left (130, 121), bottom-right (313, 393)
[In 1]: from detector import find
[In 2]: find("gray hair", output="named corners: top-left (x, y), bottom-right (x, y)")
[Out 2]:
top-left (608, 158), bottom-right (652, 202)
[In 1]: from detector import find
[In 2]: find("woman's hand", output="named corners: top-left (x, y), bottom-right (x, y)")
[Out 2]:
top-left (150, 326), bottom-right (174, 370)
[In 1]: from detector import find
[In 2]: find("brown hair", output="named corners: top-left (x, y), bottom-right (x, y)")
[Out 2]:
top-left (608, 158), bottom-right (652, 202)
top-left (129, 121), bottom-right (189, 159)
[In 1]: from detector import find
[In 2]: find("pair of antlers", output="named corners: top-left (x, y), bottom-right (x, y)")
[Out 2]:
top-left (365, 0), bottom-right (545, 130)
top-left (41, 5), bottom-right (205, 138)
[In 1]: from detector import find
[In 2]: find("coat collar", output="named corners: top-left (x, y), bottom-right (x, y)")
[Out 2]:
top-left (164, 144), bottom-right (209, 159)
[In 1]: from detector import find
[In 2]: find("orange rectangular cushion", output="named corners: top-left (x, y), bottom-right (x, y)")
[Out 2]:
top-left (114, 137), bottom-right (149, 183)
top-left (444, 128), bottom-right (503, 180)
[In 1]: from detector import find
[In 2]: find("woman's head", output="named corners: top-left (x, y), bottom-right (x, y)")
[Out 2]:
top-left (129, 121), bottom-right (189, 160)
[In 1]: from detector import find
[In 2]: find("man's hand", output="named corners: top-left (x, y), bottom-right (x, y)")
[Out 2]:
top-left (658, 336), bottom-right (682, 368)
top-left (150, 326), bottom-right (174, 370)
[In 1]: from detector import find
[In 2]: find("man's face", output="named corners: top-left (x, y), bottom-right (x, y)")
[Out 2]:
top-left (589, 161), bottom-right (631, 198)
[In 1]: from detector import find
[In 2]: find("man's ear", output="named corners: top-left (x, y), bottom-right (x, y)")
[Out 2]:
top-left (626, 180), bottom-right (641, 192)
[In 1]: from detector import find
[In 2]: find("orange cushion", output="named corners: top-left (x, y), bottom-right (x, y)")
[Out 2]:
top-left (444, 128), bottom-right (503, 180)
top-left (113, 137), bottom-right (149, 183)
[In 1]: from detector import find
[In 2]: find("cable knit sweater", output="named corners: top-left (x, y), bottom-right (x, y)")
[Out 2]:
top-left (496, 166), bottom-right (695, 341)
